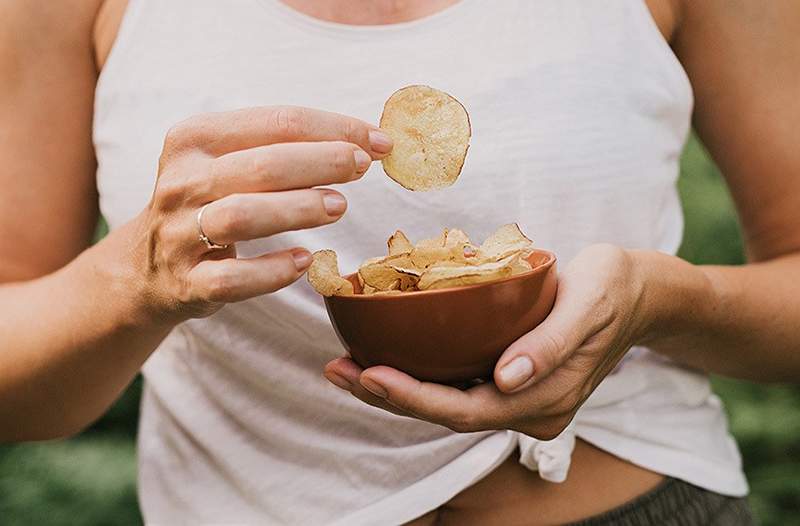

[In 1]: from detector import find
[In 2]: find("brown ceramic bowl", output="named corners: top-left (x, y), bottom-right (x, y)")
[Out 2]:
top-left (324, 250), bottom-right (557, 383)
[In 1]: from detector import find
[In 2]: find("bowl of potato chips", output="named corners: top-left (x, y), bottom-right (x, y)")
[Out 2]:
top-left (308, 224), bottom-right (557, 383)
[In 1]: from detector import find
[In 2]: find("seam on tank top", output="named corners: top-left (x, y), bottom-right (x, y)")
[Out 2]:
top-left (95, 0), bottom-right (146, 96)
top-left (254, 0), bottom-right (479, 41)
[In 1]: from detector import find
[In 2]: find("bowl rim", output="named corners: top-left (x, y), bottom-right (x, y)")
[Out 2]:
top-left (329, 249), bottom-right (557, 301)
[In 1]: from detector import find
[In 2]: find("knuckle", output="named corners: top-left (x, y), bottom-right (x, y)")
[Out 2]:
top-left (164, 115), bottom-right (205, 149)
top-left (153, 173), bottom-right (188, 211)
top-left (250, 149), bottom-right (275, 181)
top-left (330, 143), bottom-right (355, 176)
top-left (445, 410), bottom-right (481, 434)
top-left (272, 106), bottom-right (307, 139)
top-left (539, 331), bottom-right (568, 369)
top-left (343, 117), bottom-right (367, 145)
top-left (269, 259), bottom-right (299, 289)
top-left (206, 157), bottom-right (226, 188)
top-left (163, 122), bottom-right (189, 147)
top-left (293, 192), bottom-right (325, 222)
top-left (275, 263), bottom-right (297, 284)
top-left (205, 267), bottom-right (237, 302)
top-left (218, 197), bottom-right (250, 234)
top-left (254, 150), bottom-right (286, 189)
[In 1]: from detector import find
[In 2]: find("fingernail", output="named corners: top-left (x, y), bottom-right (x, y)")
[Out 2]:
top-left (498, 356), bottom-right (534, 392)
top-left (360, 376), bottom-right (388, 399)
top-left (291, 249), bottom-right (312, 271)
top-left (322, 192), bottom-right (347, 216)
top-left (353, 149), bottom-right (372, 174)
top-left (368, 129), bottom-right (393, 154)
top-left (326, 372), bottom-right (352, 391)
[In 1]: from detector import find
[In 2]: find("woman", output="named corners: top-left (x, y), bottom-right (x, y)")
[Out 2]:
top-left (1, 0), bottom-right (797, 523)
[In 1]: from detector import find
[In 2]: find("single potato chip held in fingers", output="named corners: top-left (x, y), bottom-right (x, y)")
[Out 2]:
top-left (307, 250), bottom-right (354, 297)
top-left (380, 85), bottom-right (471, 191)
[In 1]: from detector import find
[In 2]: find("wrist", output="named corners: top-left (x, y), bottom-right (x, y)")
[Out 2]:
top-left (82, 217), bottom-right (180, 332)
top-left (627, 249), bottom-right (714, 347)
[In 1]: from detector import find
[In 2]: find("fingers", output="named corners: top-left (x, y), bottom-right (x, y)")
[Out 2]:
top-left (357, 367), bottom-right (502, 433)
top-left (208, 141), bottom-right (372, 199)
top-left (188, 248), bottom-right (312, 303)
top-left (200, 188), bottom-right (347, 245)
top-left (166, 106), bottom-right (393, 158)
top-left (324, 358), bottom-right (488, 431)
top-left (325, 359), bottom-right (578, 439)
top-left (494, 294), bottom-right (594, 394)
top-left (324, 359), bottom-right (413, 418)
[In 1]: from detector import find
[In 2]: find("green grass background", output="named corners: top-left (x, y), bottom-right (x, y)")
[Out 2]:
top-left (1, 136), bottom-right (799, 525)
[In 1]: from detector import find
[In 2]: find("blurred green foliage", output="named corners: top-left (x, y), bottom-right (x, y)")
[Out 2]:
top-left (679, 138), bottom-right (800, 525)
top-left (1, 136), bottom-right (799, 525)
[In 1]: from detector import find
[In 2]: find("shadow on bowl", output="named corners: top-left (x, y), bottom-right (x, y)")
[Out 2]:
top-left (324, 250), bottom-right (557, 383)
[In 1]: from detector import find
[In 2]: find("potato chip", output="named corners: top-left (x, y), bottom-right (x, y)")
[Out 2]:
top-left (478, 223), bottom-right (534, 261)
top-left (417, 255), bottom-right (515, 291)
top-left (390, 264), bottom-right (422, 291)
top-left (307, 250), bottom-right (354, 297)
top-left (380, 85), bottom-right (471, 191)
top-left (372, 290), bottom-right (404, 296)
top-left (358, 254), bottom-right (414, 291)
top-left (409, 246), bottom-right (453, 269)
top-left (399, 275), bottom-right (419, 291)
top-left (310, 225), bottom-right (538, 297)
top-left (509, 254), bottom-right (534, 275)
top-left (387, 230), bottom-right (414, 256)
top-left (444, 228), bottom-right (471, 248)
top-left (415, 229), bottom-right (448, 249)
top-left (390, 265), bottom-right (422, 278)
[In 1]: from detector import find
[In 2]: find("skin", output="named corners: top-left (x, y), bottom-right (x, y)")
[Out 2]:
top-left (0, 0), bottom-right (797, 523)
top-left (326, 0), bottom-right (800, 431)
top-left (0, 1), bottom-right (394, 440)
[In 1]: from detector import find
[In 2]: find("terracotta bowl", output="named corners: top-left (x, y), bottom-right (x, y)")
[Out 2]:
top-left (324, 250), bottom-right (557, 383)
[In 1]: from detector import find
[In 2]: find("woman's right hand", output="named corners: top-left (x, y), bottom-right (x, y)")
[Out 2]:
top-left (132, 106), bottom-right (393, 321)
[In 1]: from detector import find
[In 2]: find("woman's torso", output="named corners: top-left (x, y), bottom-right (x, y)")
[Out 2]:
top-left (93, 1), bottom-right (746, 524)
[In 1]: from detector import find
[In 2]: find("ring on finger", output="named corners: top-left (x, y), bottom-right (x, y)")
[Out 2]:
top-left (197, 203), bottom-right (230, 250)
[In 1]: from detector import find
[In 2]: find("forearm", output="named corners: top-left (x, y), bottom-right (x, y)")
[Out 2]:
top-left (635, 250), bottom-right (800, 382)
top-left (0, 220), bottom-right (174, 441)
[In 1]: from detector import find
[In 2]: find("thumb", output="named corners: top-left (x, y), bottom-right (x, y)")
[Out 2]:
top-left (494, 302), bottom-right (588, 394)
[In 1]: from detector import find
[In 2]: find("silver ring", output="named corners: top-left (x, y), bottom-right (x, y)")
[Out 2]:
top-left (196, 203), bottom-right (229, 250)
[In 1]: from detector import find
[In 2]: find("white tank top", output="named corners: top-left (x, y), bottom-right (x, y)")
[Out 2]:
top-left (94, 1), bottom-right (747, 523)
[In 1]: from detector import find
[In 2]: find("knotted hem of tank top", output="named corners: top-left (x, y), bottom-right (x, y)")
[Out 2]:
top-left (516, 420), bottom-right (578, 483)
top-left (513, 354), bottom-right (639, 482)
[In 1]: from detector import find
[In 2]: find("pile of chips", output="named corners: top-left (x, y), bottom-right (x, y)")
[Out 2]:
top-left (308, 224), bottom-right (536, 297)
top-left (306, 86), bottom-right (537, 297)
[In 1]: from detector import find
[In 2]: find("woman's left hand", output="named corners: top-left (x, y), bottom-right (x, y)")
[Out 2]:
top-left (324, 244), bottom-right (659, 439)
